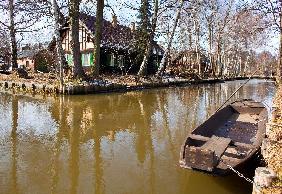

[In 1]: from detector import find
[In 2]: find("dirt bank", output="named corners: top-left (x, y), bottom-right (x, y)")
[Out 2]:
top-left (260, 86), bottom-right (282, 193)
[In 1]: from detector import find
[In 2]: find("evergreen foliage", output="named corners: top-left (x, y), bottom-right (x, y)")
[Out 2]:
top-left (34, 50), bottom-right (54, 73)
top-left (135, 0), bottom-right (153, 66)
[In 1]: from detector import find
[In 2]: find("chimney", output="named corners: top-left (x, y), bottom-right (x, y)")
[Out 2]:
top-left (112, 14), bottom-right (118, 27)
top-left (130, 22), bottom-right (136, 32)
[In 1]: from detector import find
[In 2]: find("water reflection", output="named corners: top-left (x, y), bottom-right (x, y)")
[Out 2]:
top-left (0, 79), bottom-right (275, 194)
top-left (11, 96), bottom-right (18, 194)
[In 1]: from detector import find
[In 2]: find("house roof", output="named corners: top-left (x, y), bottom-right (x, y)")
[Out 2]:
top-left (79, 13), bottom-right (135, 51)
top-left (49, 13), bottom-right (164, 55)
top-left (17, 50), bottom-right (36, 59)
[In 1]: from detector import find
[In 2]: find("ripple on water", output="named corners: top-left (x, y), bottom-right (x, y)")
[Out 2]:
top-left (0, 79), bottom-right (276, 194)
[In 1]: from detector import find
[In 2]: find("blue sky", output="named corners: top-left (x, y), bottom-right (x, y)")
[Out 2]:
top-left (4, 0), bottom-right (279, 56)
top-left (17, 0), bottom-right (139, 46)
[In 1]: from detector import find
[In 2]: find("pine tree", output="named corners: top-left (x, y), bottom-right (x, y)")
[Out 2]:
top-left (138, 0), bottom-right (159, 76)
top-left (137, 0), bottom-right (152, 31)
top-left (135, 0), bottom-right (153, 69)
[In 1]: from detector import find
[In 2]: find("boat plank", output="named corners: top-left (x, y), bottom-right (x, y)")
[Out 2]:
top-left (189, 134), bottom-right (210, 141)
top-left (202, 136), bottom-right (231, 159)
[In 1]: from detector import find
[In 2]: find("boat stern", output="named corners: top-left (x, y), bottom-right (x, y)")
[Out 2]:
top-left (183, 146), bottom-right (217, 172)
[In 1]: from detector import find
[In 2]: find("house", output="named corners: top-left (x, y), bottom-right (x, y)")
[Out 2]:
top-left (52, 13), bottom-right (164, 74)
top-left (17, 43), bottom-right (50, 72)
top-left (17, 50), bottom-right (36, 71)
top-left (17, 45), bottom-right (36, 71)
top-left (171, 50), bottom-right (209, 74)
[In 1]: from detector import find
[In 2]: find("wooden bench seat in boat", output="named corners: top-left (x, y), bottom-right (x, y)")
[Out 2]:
top-left (185, 135), bottom-right (231, 172)
top-left (188, 134), bottom-right (210, 141)
top-left (188, 134), bottom-right (253, 149)
top-left (201, 136), bottom-right (231, 159)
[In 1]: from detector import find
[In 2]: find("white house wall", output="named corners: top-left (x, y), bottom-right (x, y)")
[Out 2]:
top-left (62, 21), bottom-right (95, 53)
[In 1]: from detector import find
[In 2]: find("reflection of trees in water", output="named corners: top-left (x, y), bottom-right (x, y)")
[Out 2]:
top-left (3, 80), bottom-right (275, 194)
top-left (93, 134), bottom-right (103, 194)
top-left (69, 100), bottom-right (84, 194)
top-left (47, 92), bottom-right (159, 193)
top-left (50, 97), bottom-right (67, 194)
top-left (0, 92), bottom-right (12, 112)
top-left (156, 91), bottom-right (177, 159)
top-left (11, 95), bottom-right (18, 194)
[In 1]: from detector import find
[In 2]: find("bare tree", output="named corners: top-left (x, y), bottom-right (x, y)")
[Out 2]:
top-left (8, 0), bottom-right (17, 69)
top-left (157, 0), bottom-right (185, 76)
top-left (202, 0), bottom-right (218, 76)
top-left (254, 0), bottom-right (281, 80)
top-left (52, 0), bottom-right (65, 91)
top-left (0, 0), bottom-right (54, 70)
top-left (69, 0), bottom-right (85, 78)
top-left (190, 1), bottom-right (202, 76)
top-left (92, 0), bottom-right (105, 76)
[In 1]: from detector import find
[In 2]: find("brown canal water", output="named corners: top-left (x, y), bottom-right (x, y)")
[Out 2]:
top-left (0, 79), bottom-right (276, 194)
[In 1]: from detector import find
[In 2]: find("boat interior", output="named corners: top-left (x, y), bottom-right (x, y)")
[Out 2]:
top-left (182, 100), bottom-right (267, 171)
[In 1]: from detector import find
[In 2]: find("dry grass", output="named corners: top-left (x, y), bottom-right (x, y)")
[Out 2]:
top-left (263, 86), bottom-right (282, 193)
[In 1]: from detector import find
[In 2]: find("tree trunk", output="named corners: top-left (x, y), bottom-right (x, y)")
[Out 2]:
top-left (92, 0), bottom-right (104, 76)
top-left (138, 0), bottom-right (159, 76)
top-left (216, 35), bottom-right (222, 77)
top-left (8, 0), bottom-right (17, 69)
top-left (69, 0), bottom-right (85, 78)
top-left (52, 0), bottom-right (65, 92)
top-left (208, 21), bottom-right (213, 75)
top-left (193, 17), bottom-right (201, 76)
top-left (157, 0), bottom-right (184, 76)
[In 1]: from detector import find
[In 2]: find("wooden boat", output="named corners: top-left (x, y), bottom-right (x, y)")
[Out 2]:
top-left (179, 99), bottom-right (268, 175)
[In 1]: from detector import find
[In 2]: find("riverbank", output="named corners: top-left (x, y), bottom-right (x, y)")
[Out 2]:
top-left (0, 72), bottom-right (275, 95)
top-left (254, 86), bottom-right (282, 194)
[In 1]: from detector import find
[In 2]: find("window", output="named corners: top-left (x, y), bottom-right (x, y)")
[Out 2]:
top-left (82, 54), bottom-right (87, 66)
top-left (66, 54), bottom-right (73, 66)
top-left (82, 53), bottom-right (94, 67)
top-left (110, 54), bottom-right (116, 67)
top-left (26, 60), bottom-right (30, 67)
top-left (118, 55), bottom-right (124, 68)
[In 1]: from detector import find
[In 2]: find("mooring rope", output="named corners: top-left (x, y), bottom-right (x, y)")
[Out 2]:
top-left (218, 155), bottom-right (282, 189)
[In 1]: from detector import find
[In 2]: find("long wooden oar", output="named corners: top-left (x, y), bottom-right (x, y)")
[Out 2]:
top-left (215, 69), bottom-right (260, 113)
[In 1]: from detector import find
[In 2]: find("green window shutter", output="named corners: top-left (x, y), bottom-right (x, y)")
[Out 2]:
top-left (90, 53), bottom-right (94, 66)
top-left (81, 54), bottom-right (84, 66)
top-left (67, 54), bottom-right (73, 66)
